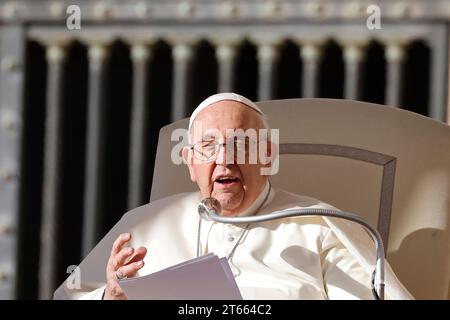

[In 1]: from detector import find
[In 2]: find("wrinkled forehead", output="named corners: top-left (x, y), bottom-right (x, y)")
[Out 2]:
top-left (190, 101), bottom-right (264, 140)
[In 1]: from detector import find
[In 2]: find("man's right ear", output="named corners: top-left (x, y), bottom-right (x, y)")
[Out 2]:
top-left (182, 146), bottom-right (192, 165)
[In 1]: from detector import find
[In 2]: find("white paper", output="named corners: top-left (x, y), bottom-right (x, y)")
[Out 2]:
top-left (119, 253), bottom-right (243, 300)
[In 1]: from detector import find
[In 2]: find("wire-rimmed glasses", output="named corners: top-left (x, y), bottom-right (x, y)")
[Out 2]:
top-left (189, 137), bottom-right (257, 162)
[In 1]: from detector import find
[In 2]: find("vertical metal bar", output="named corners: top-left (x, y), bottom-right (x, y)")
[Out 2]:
top-left (171, 43), bottom-right (194, 122)
top-left (128, 44), bottom-right (151, 210)
top-left (448, 38), bottom-right (450, 125)
top-left (343, 44), bottom-right (366, 100)
top-left (0, 25), bottom-right (25, 300)
top-left (257, 43), bottom-right (279, 101)
top-left (384, 42), bottom-right (406, 107)
top-left (39, 44), bottom-right (67, 300)
top-left (427, 25), bottom-right (448, 122)
top-left (300, 43), bottom-right (322, 98)
top-left (216, 43), bottom-right (237, 92)
top-left (82, 44), bottom-right (109, 257)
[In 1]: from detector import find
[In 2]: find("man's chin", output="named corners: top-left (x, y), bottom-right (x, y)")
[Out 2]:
top-left (214, 194), bottom-right (242, 214)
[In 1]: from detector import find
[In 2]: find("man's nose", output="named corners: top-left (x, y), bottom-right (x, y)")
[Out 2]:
top-left (215, 143), bottom-right (235, 165)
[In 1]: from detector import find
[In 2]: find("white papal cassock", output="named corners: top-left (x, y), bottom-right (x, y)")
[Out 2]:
top-left (54, 181), bottom-right (413, 300)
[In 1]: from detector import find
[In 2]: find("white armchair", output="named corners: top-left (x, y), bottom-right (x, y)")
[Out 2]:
top-left (151, 98), bottom-right (450, 300)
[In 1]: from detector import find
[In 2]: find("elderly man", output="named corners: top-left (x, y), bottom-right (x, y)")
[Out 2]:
top-left (54, 93), bottom-right (412, 300)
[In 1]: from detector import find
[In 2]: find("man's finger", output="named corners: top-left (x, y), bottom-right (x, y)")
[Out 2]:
top-left (113, 247), bottom-right (135, 269)
top-left (116, 261), bottom-right (145, 279)
top-left (110, 233), bottom-right (131, 257)
top-left (126, 246), bottom-right (147, 265)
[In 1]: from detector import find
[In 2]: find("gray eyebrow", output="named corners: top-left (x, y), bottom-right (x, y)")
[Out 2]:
top-left (201, 134), bottom-right (217, 140)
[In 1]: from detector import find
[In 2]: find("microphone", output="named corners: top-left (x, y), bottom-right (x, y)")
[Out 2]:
top-left (198, 197), bottom-right (385, 300)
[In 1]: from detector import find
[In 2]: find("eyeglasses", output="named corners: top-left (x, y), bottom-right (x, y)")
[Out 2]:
top-left (189, 137), bottom-right (258, 162)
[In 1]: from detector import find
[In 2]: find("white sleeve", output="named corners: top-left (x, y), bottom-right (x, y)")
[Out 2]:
top-left (53, 281), bottom-right (106, 300)
top-left (321, 229), bottom-right (374, 300)
top-left (74, 286), bottom-right (106, 300)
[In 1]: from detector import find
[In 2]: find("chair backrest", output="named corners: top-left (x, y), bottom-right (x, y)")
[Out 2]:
top-left (150, 98), bottom-right (450, 299)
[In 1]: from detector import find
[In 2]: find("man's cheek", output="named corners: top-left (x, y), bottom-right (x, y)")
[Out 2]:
top-left (206, 178), bottom-right (214, 194)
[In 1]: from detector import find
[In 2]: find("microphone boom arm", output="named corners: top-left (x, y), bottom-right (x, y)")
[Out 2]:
top-left (198, 198), bottom-right (385, 300)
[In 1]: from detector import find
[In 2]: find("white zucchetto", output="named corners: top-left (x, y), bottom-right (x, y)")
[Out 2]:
top-left (188, 92), bottom-right (264, 132)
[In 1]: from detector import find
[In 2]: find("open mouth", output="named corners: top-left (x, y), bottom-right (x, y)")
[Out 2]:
top-left (215, 176), bottom-right (240, 185)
